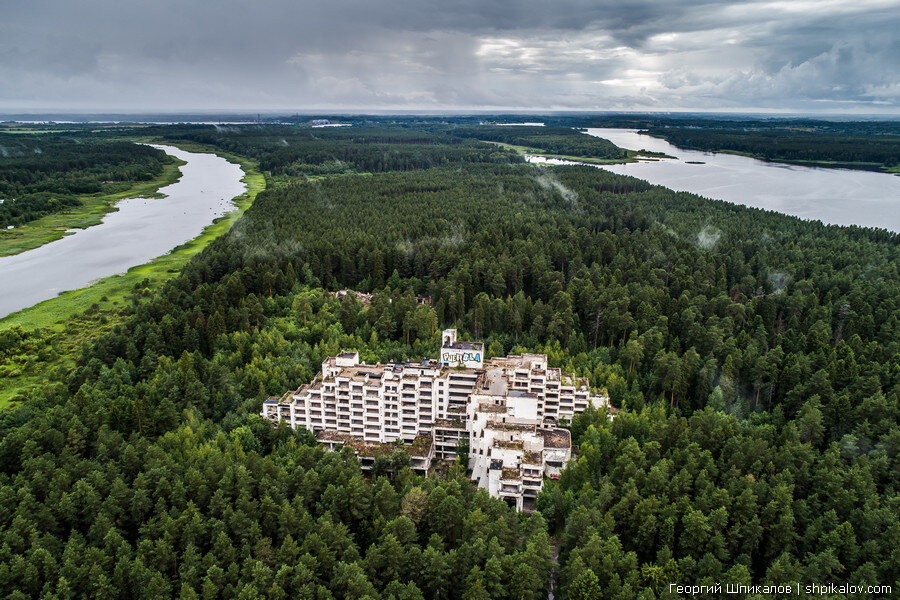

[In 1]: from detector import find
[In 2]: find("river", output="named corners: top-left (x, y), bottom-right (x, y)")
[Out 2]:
top-left (0, 145), bottom-right (247, 318)
top-left (528, 128), bottom-right (900, 232)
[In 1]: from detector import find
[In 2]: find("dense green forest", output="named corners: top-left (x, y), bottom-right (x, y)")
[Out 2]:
top-left (144, 123), bottom-right (626, 168)
top-left (0, 135), bottom-right (172, 227)
top-left (0, 125), bottom-right (897, 598)
top-left (533, 115), bottom-right (900, 172)
top-left (430, 125), bottom-right (627, 160)
top-left (144, 125), bottom-right (517, 179)
top-left (273, 115), bottom-right (900, 170)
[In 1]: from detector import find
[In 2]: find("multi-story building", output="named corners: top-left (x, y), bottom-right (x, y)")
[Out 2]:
top-left (262, 329), bottom-right (609, 509)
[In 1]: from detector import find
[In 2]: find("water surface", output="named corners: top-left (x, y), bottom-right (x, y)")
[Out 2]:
top-left (0, 145), bottom-right (246, 318)
top-left (531, 129), bottom-right (900, 231)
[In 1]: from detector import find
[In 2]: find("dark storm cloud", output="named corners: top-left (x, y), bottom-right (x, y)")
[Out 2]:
top-left (1, 0), bottom-right (897, 112)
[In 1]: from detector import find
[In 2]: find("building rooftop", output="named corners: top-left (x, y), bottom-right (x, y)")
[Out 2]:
top-left (523, 451), bottom-right (542, 464)
top-left (494, 440), bottom-right (524, 450)
top-left (541, 428), bottom-right (571, 449)
top-left (316, 431), bottom-right (433, 458)
top-left (501, 467), bottom-right (522, 481)
top-left (433, 418), bottom-right (465, 429)
top-left (305, 350), bottom-right (540, 391)
top-left (488, 421), bottom-right (534, 432)
top-left (443, 340), bottom-right (484, 351)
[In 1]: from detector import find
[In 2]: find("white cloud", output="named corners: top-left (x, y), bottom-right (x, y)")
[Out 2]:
top-left (0, 0), bottom-right (897, 112)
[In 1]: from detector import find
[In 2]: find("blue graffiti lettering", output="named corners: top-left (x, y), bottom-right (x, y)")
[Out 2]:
top-left (442, 352), bottom-right (481, 364)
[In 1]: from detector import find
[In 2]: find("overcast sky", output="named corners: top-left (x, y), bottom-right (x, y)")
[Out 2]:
top-left (1, 0), bottom-right (898, 114)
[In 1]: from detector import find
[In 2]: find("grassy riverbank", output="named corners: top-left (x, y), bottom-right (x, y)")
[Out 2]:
top-left (1, 148), bottom-right (262, 331)
top-left (0, 155), bottom-right (186, 257)
top-left (0, 146), bottom-right (264, 407)
top-left (0, 309), bottom-right (118, 407)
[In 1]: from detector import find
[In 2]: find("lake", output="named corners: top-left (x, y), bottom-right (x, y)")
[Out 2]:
top-left (0, 145), bottom-right (247, 318)
top-left (529, 128), bottom-right (900, 232)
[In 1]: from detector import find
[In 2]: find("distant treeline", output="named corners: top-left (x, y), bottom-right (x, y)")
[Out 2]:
top-left (644, 128), bottom-right (900, 169)
top-left (546, 115), bottom-right (900, 137)
top-left (144, 123), bottom-right (626, 176)
top-left (246, 115), bottom-right (900, 169)
top-left (250, 113), bottom-right (900, 138)
top-left (0, 135), bottom-right (171, 227)
top-left (431, 125), bottom-right (627, 160)
top-left (531, 115), bottom-right (900, 170)
top-left (145, 125), bottom-right (519, 177)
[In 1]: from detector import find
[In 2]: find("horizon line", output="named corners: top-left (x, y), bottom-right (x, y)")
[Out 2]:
top-left (3, 108), bottom-right (899, 121)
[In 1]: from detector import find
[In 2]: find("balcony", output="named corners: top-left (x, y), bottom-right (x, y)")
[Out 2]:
top-left (500, 483), bottom-right (521, 495)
